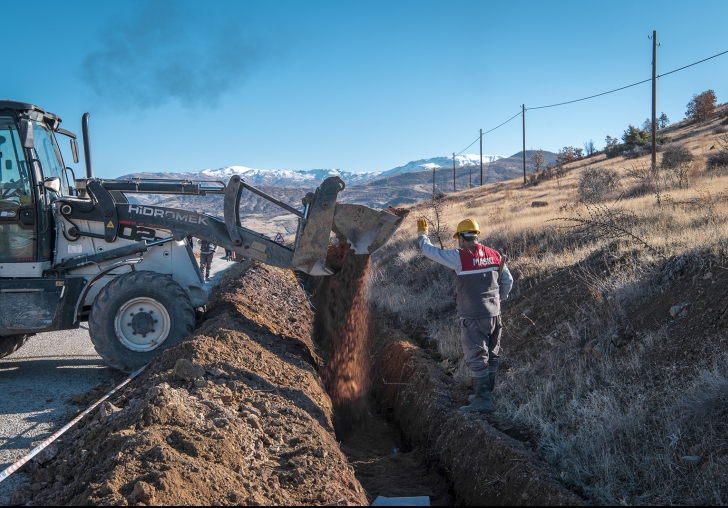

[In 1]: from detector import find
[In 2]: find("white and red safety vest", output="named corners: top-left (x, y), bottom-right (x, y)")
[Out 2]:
top-left (455, 244), bottom-right (503, 318)
top-left (418, 234), bottom-right (513, 319)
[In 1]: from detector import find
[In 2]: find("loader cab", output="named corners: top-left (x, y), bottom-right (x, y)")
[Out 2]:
top-left (0, 101), bottom-right (73, 274)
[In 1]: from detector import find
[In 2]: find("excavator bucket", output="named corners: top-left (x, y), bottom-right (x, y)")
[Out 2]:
top-left (291, 177), bottom-right (409, 275)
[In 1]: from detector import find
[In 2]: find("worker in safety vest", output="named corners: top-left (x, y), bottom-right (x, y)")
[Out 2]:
top-left (417, 218), bottom-right (513, 413)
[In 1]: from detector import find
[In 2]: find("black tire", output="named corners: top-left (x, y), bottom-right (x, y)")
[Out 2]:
top-left (88, 271), bottom-right (195, 373)
top-left (0, 334), bottom-right (31, 359)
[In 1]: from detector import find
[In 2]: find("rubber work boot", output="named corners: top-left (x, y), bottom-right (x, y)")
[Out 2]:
top-left (460, 375), bottom-right (494, 413)
top-left (469, 370), bottom-right (497, 403)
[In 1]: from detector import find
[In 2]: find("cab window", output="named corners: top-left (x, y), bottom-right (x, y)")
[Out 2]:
top-left (0, 116), bottom-right (34, 210)
top-left (0, 115), bottom-right (36, 262)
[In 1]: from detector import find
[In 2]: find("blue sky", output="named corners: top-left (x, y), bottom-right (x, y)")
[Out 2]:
top-left (5, 0), bottom-right (727, 178)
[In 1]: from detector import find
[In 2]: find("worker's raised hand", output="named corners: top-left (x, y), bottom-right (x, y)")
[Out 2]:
top-left (417, 218), bottom-right (428, 233)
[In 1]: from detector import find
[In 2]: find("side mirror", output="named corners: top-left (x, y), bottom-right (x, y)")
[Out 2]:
top-left (70, 138), bottom-right (79, 164)
top-left (43, 177), bottom-right (61, 193)
top-left (19, 119), bottom-right (34, 149)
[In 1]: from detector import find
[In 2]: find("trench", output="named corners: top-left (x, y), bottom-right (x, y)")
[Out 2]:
top-left (307, 243), bottom-right (582, 506)
top-left (334, 397), bottom-right (457, 506)
top-left (307, 245), bottom-right (458, 505)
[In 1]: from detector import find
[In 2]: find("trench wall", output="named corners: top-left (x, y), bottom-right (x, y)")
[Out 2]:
top-left (373, 332), bottom-right (584, 506)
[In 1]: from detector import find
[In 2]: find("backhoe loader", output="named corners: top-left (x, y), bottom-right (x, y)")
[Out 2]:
top-left (0, 100), bottom-right (407, 371)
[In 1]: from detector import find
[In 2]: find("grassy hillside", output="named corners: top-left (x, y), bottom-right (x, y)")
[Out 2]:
top-left (342, 150), bottom-right (558, 208)
top-left (369, 105), bottom-right (728, 504)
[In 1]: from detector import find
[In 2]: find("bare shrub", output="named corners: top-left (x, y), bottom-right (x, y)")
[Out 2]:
top-left (661, 144), bottom-right (694, 188)
top-left (622, 145), bottom-right (650, 159)
top-left (624, 162), bottom-right (658, 197)
top-left (577, 167), bottom-right (621, 203)
top-left (422, 197), bottom-right (450, 249)
top-left (552, 203), bottom-right (662, 258)
top-left (530, 149), bottom-right (545, 173)
top-left (707, 133), bottom-right (728, 171)
top-left (707, 150), bottom-right (728, 170)
top-left (661, 144), bottom-right (693, 169)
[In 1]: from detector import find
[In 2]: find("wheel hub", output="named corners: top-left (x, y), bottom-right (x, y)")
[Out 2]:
top-left (131, 311), bottom-right (154, 335)
top-left (114, 297), bottom-right (171, 352)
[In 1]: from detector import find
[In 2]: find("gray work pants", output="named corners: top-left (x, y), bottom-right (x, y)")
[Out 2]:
top-left (460, 316), bottom-right (502, 376)
top-left (199, 252), bottom-right (213, 276)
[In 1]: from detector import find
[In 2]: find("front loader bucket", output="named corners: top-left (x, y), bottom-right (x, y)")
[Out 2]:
top-left (291, 177), bottom-right (409, 275)
top-left (332, 204), bottom-right (409, 255)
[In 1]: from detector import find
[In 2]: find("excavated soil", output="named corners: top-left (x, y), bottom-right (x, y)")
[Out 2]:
top-left (315, 243), bottom-right (372, 406)
top-left (10, 248), bottom-right (594, 506)
top-left (11, 261), bottom-right (367, 506)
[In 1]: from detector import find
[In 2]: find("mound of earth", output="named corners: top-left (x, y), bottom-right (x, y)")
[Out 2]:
top-left (11, 261), bottom-right (366, 506)
top-left (369, 326), bottom-right (584, 506)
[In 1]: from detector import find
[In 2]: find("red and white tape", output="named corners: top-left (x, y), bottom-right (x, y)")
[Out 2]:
top-left (0, 364), bottom-right (147, 483)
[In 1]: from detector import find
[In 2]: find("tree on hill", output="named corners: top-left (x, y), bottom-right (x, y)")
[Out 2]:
top-left (658, 112), bottom-right (669, 129)
top-left (604, 126), bottom-right (651, 159)
top-left (686, 90), bottom-right (717, 123)
top-left (642, 118), bottom-right (654, 135)
top-left (584, 139), bottom-right (596, 156)
top-left (621, 125), bottom-right (651, 147)
top-left (555, 146), bottom-right (583, 166)
top-left (530, 149), bottom-right (545, 174)
top-left (641, 113), bottom-right (670, 133)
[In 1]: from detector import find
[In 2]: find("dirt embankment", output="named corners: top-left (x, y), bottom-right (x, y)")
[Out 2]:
top-left (370, 324), bottom-right (584, 506)
top-left (11, 261), bottom-right (367, 506)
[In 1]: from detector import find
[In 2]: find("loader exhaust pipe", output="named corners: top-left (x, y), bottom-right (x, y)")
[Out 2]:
top-left (81, 112), bottom-right (93, 178)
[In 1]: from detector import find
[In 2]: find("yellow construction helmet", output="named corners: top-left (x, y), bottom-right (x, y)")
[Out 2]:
top-left (453, 218), bottom-right (480, 239)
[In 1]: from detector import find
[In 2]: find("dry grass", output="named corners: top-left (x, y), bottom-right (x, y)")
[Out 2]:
top-left (368, 104), bottom-right (728, 504)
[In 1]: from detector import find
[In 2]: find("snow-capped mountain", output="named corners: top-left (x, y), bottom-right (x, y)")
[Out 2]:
top-left (151, 154), bottom-right (505, 189)
top-left (379, 154), bottom-right (505, 178)
top-left (194, 166), bottom-right (381, 187)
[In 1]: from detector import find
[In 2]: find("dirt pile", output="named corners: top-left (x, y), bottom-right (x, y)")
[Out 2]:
top-left (370, 327), bottom-right (584, 506)
top-left (11, 261), bottom-right (367, 506)
top-left (314, 243), bottom-right (371, 406)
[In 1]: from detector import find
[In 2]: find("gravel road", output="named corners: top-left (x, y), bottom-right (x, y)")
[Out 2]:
top-left (0, 251), bottom-right (235, 504)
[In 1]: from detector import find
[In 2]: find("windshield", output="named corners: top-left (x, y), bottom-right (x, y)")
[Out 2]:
top-left (32, 121), bottom-right (70, 196)
top-left (0, 115), bottom-right (36, 262)
top-left (0, 116), bottom-right (34, 209)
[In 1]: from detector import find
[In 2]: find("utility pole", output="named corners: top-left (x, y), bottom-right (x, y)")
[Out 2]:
top-left (479, 128), bottom-right (483, 186)
top-left (432, 165), bottom-right (436, 199)
top-left (522, 104), bottom-right (527, 185)
top-left (651, 30), bottom-right (658, 170)
top-left (452, 152), bottom-right (456, 193)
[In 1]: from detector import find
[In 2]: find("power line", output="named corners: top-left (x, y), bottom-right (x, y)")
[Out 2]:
top-left (451, 110), bottom-right (521, 159)
top-left (529, 78), bottom-right (652, 110)
top-left (657, 49), bottom-right (728, 78)
top-left (484, 110), bottom-right (522, 134)
top-left (456, 135), bottom-right (480, 156)
top-left (530, 48), bottom-right (728, 110)
top-left (457, 107), bottom-right (523, 154)
top-left (449, 47), bottom-right (728, 165)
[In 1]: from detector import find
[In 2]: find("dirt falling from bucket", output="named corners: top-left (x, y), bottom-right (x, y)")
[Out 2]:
top-left (314, 243), bottom-right (371, 407)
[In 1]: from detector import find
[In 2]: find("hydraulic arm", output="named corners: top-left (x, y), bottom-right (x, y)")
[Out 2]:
top-left (57, 174), bottom-right (407, 275)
